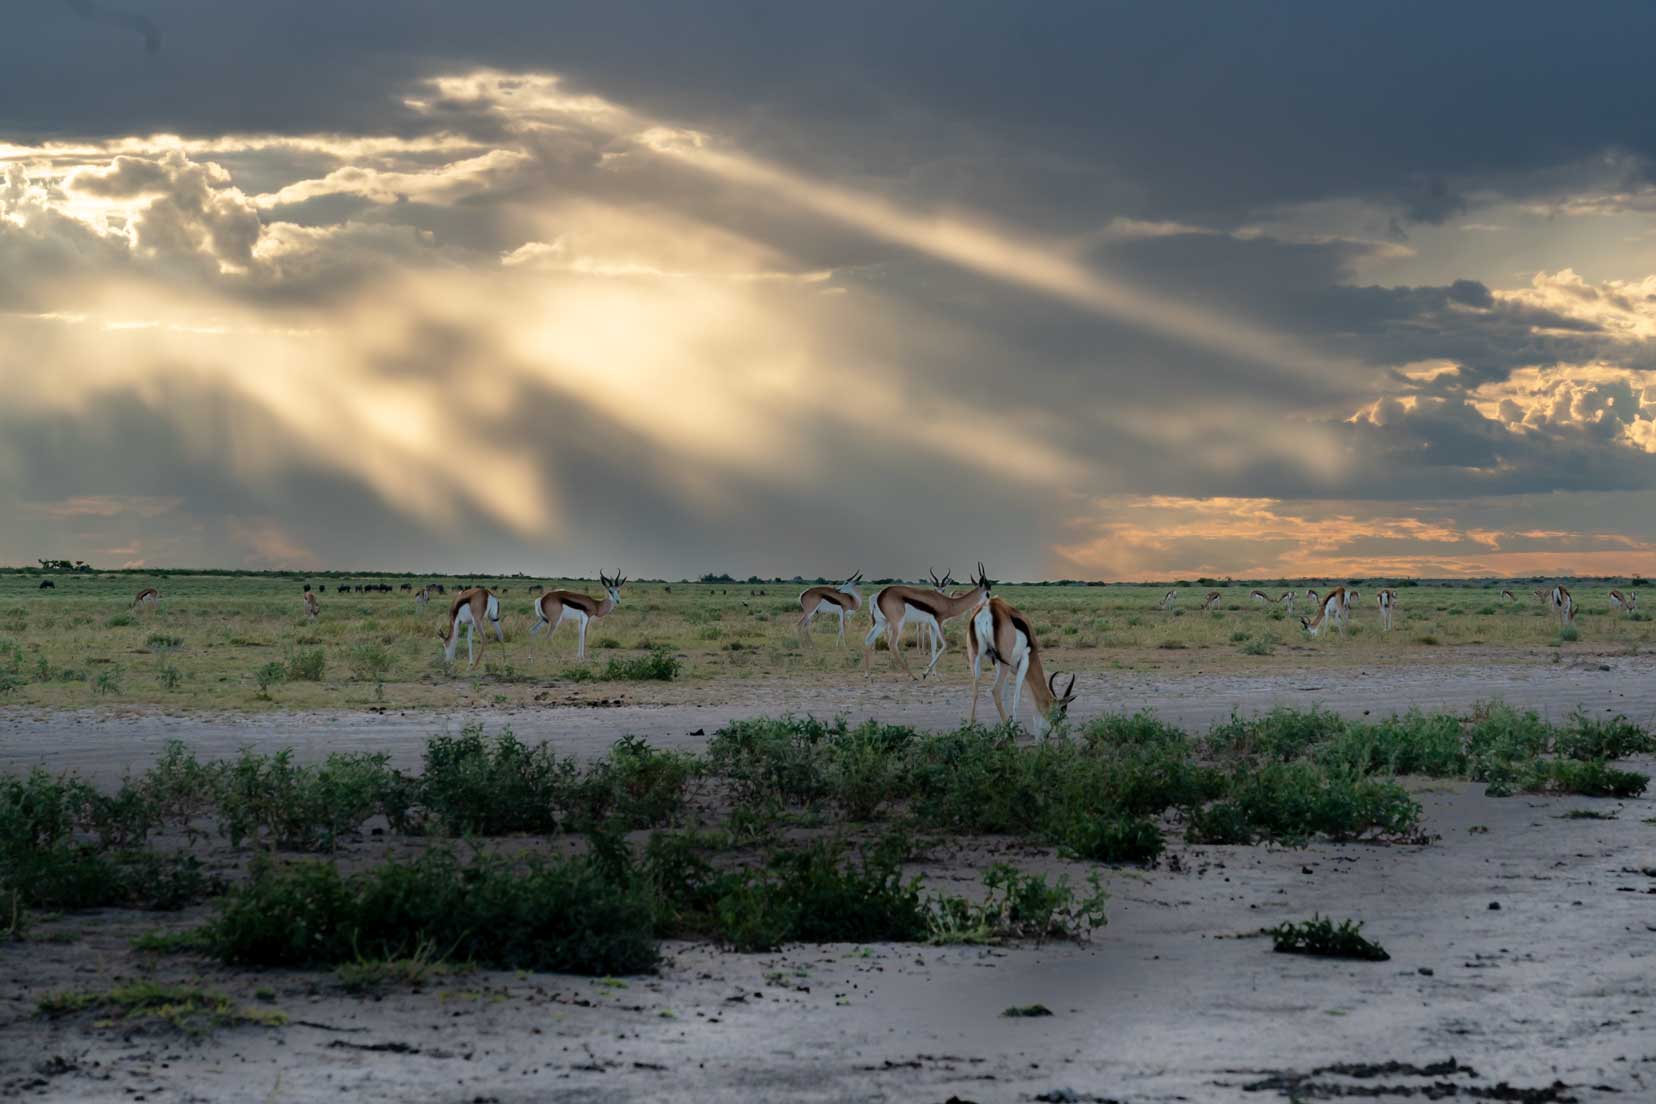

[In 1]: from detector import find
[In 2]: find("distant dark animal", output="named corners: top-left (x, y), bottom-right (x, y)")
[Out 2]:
top-left (432, 584), bottom-right (446, 594)
top-left (528, 584), bottom-right (544, 595)
top-left (664, 586), bottom-right (672, 593)
top-left (400, 583), bottom-right (412, 591)
top-left (38, 579), bottom-right (55, 589)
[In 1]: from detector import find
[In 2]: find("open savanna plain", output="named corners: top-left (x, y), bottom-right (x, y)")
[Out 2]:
top-left (2, 570), bottom-right (1654, 1103)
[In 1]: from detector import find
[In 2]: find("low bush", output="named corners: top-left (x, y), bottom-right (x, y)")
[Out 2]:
top-left (565, 735), bottom-right (697, 830)
top-left (207, 849), bottom-right (659, 975)
top-left (1269, 915), bottom-right (1389, 961)
top-left (418, 725), bottom-right (568, 835)
top-left (285, 648), bottom-right (326, 682)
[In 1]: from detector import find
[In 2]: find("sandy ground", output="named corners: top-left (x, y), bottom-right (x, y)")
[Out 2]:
top-left (3, 656), bottom-right (1654, 1102)
top-left (4, 654), bottom-right (1655, 785)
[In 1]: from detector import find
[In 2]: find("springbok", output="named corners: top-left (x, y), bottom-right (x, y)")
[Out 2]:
top-left (1532, 587), bottom-right (1552, 605)
top-left (1279, 590), bottom-right (1296, 613)
top-left (1550, 584), bottom-right (1575, 626)
top-left (1376, 588), bottom-right (1396, 631)
top-left (797, 571), bottom-right (863, 646)
top-left (303, 588), bottom-right (320, 620)
top-left (1202, 590), bottom-right (1221, 611)
top-left (913, 568), bottom-right (956, 654)
top-left (1299, 586), bottom-right (1349, 637)
top-left (1609, 589), bottom-right (1637, 616)
top-left (863, 563), bottom-right (992, 679)
top-left (1158, 589), bottom-right (1177, 610)
top-left (1304, 588), bottom-right (1319, 608)
top-left (437, 587), bottom-right (504, 667)
top-left (414, 586), bottom-right (430, 610)
top-left (528, 571), bottom-right (625, 660)
top-left (1249, 589), bottom-right (1272, 605)
top-left (132, 586), bottom-right (160, 610)
top-left (1501, 589), bottom-right (1516, 602)
top-left (967, 596), bottom-right (1077, 738)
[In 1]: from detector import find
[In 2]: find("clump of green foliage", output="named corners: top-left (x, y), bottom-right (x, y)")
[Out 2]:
top-left (1269, 915), bottom-right (1389, 961)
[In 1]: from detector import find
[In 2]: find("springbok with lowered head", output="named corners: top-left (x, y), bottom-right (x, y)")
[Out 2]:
top-left (1299, 586), bottom-right (1349, 637)
top-left (1376, 587), bottom-right (1397, 631)
top-left (967, 596), bottom-right (1077, 738)
top-left (1249, 589), bottom-right (1272, 605)
top-left (1158, 589), bottom-right (1177, 610)
top-left (1501, 589), bottom-right (1516, 602)
top-left (1279, 590), bottom-right (1296, 613)
top-left (438, 587), bottom-right (504, 667)
top-left (797, 571), bottom-right (863, 646)
top-left (1609, 589), bottom-right (1637, 616)
top-left (528, 572), bottom-right (625, 660)
top-left (133, 586), bottom-right (160, 610)
top-left (863, 563), bottom-right (992, 679)
top-left (1202, 589), bottom-right (1222, 611)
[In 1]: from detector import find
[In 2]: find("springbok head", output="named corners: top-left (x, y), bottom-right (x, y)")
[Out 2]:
top-left (599, 570), bottom-right (627, 605)
top-left (928, 567), bottom-right (956, 591)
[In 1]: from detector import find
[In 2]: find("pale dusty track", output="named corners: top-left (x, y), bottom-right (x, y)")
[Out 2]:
top-left (3, 655), bottom-right (1653, 784)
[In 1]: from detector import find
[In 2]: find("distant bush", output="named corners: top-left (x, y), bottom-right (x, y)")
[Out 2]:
top-left (285, 648), bottom-right (325, 682)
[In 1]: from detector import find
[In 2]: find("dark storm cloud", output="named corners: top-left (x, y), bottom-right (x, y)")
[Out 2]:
top-left (9, 3), bottom-right (1656, 228)
top-left (63, 0), bottom-right (161, 55)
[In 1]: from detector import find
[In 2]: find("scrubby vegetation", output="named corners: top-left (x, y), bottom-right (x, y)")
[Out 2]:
top-left (2, 701), bottom-right (1646, 977)
top-left (1269, 915), bottom-right (1390, 961)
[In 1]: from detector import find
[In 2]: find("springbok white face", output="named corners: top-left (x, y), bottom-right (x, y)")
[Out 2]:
top-left (600, 570), bottom-right (627, 607)
top-left (840, 570), bottom-right (864, 600)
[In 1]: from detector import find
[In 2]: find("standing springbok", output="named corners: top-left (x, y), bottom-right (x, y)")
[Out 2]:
top-left (1550, 584), bottom-right (1575, 626)
top-left (437, 587), bottom-right (504, 667)
top-left (1532, 587), bottom-right (1552, 605)
top-left (1299, 586), bottom-right (1349, 637)
top-left (1609, 589), bottom-right (1637, 616)
top-left (132, 586), bottom-right (160, 610)
top-left (1158, 589), bottom-right (1178, 610)
top-left (303, 588), bottom-right (320, 620)
top-left (863, 563), bottom-right (992, 679)
top-left (912, 568), bottom-right (956, 655)
top-left (1202, 589), bottom-right (1221, 611)
top-left (528, 571), bottom-right (625, 660)
top-left (1376, 588), bottom-right (1396, 631)
top-left (967, 596), bottom-right (1077, 738)
top-left (414, 586), bottom-right (431, 610)
top-left (1279, 590), bottom-right (1296, 614)
top-left (797, 571), bottom-right (863, 646)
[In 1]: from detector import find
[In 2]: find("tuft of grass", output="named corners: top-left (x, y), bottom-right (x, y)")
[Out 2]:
top-left (1269, 915), bottom-right (1389, 961)
top-left (1001, 1004), bottom-right (1054, 1017)
top-left (36, 981), bottom-right (285, 1035)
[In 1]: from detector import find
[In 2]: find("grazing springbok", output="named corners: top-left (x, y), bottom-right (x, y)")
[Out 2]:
top-left (1202, 590), bottom-right (1221, 611)
top-left (132, 586), bottom-right (160, 610)
top-left (967, 596), bottom-right (1077, 739)
top-left (437, 587), bottom-right (504, 667)
top-left (303, 588), bottom-right (320, 620)
top-left (414, 586), bottom-right (431, 610)
top-left (1158, 589), bottom-right (1178, 610)
top-left (864, 563), bottom-right (992, 679)
top-left (797, 571), bottom-right (863, 647)
top-left (1279, 590), bottom-right (1296, 613)
top-left (1249, 589), bottom-right (1272, 605)
top-left (1532, 587), bottom-right (1552, 605)
top-left (1376, 588), bottom-right (1397, 631)
top-left (1299, 586), bottom-right (1349, 637)
top-left (1501, 589), bottom-right (1516, 602)
top-left (1609, 589), bottom-right (1637, 616)
top-left (528, 571), bottom-right (626, 660)
top-left (38, 579), bottom-right (54, 589)
top-left (1550, 584), bottom-right (1575, 626)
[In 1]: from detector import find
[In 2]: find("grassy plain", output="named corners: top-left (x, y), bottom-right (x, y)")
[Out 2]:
top-left (0, 572), bottom-right (1652, 711)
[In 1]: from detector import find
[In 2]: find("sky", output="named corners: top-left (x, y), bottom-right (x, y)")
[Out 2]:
top-left (5, 2), bottom-right (1656, 580)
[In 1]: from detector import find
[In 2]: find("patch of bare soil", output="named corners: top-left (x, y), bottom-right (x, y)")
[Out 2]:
top-left (2, 768), bottom-right (1650, 1103)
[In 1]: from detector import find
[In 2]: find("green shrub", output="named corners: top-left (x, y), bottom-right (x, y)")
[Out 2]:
top-left (217, 749), bottom-right (409, 851)
top-left (706, 715), bottom-right (836, 809)
top-left (928, 864), bottom-right (1107, 945)
top-left (711, 839), bottom-right (929, 951)
top-left (285, 648), bottom-right (326, 682)
top-left (1556, 713), bottom-right (1651, 760)
top-left (566, 736), bottom-right (697, 830)
top-left (105, 612), bottom-right (135, 628)
top-left (418, 725), bottom-right (568, 835)
top-left (92, 666), bottom-right (122, 695)
top-left (1060, 814), bottom-right (1164, 864)
top-left (145, 633), bottom-right (183, 651)
top-left (207, 850), bottom-right (659, 975)
top-left (347, 642), bottom-right (394, 682)
top-left (600, 650), bottom-right (680, 681)
top-left (156, 662), bottom-right (183, 690)
top-left (253, 661), bottom-right (286, 694)
top-left (1269, 915), bottom-right (1389, 961)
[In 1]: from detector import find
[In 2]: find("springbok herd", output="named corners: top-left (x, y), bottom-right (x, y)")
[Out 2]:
top-left (115, 577), bottom-right (1625, 737)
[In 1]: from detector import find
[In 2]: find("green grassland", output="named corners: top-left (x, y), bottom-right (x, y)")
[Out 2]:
top-left (0, 572), bottom-right (1650, 711)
